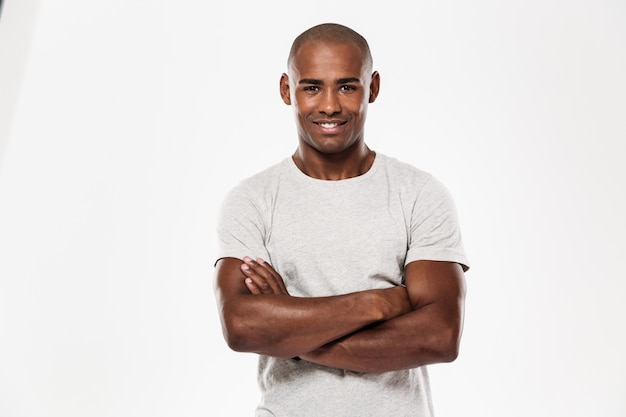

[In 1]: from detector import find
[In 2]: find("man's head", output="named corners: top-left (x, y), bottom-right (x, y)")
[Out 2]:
top-left (281, 23), bottom-right (380, 157)
top-left (287, 23), bottom-right (374, 76)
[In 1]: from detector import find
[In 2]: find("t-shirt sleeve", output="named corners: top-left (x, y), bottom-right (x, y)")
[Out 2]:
top-left (405, 175), bottom-right (470, 271)
top-left (215, 185), bottom-right (271, 266)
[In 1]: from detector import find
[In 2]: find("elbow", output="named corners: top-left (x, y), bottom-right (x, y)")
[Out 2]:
top-left (433, 325), bottom-right (462, 364)
top-left (439, 340), bottom-right (460, 363)
top-left (220, 313), bottom-right (254, 353)
top-left (224, 330), bottom-right (247, 353)
top-left (219, 307), bottom-right (293, 357)
top-left (221, 317), bottom-right (296, 359)
top-left (221, 312), bottom-right (282, 355)
top-left (222, 319), bottom-right (293, 358)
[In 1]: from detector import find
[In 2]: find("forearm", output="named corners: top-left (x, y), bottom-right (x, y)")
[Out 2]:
top-left (215, 257), bottom-right (411, 358)
top-left (300, 303), bottom-right (463, 373)
top-left (220, 291), bottom-right (401, 358)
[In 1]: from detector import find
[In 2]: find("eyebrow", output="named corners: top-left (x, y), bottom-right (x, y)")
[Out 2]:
top-left (299, 79), bottom-right (323, 85)
top-left (298, 77), bottom-right (361, 85)
top-left (336, 77), bottom-right (361, 84)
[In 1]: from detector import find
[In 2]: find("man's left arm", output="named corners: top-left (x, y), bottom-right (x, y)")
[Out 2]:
top-left (298, 260), bottom-right (466, 373)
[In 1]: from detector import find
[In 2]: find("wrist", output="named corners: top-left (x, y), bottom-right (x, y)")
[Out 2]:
top-left (376, 286), bottom-right (411, 320)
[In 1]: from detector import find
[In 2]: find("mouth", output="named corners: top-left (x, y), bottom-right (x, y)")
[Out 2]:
top-left (315, 121), bottom-right (346, 129)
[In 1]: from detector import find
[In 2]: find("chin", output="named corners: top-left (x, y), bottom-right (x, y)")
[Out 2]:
top-left (313, 137), bottom-right (357, 153)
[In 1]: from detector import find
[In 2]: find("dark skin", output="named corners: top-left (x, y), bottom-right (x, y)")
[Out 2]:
top-left (282, 41), bottom-right (379, 180)
top-left (213, 40), bottom-right (467, 372)
top-left (239, 257), bottom-right (466, 373)
top-left (215, 257), bottom-right (413, 359)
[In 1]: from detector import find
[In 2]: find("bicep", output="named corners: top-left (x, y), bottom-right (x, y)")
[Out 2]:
top-left (404, 260), bottom-right (466, 314)
top-left (214, 257), bottom-right (248, 305)
top-left (214, 257), bottom-right (257, 349)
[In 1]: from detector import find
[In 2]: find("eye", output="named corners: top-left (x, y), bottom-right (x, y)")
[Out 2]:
top-left (303, 86), bottom-right (320, 92)
top-left (340, 85), bottom-right (357, 92)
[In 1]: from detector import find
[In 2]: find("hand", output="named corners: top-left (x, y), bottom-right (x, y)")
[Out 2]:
top-left (241, 256), bottom-right (289, 295)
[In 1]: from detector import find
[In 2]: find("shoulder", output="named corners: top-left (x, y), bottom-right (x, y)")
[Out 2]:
top-left (378, 154), bottom-right (428, 176)
top-left (217, 159), bottom-right (291, 227)
top-left (376, 153), bottom-right (438, 193)
top-left (375, 153), bottom-right (459, 211)
top-left (227, 158), bottom-right (290, 198)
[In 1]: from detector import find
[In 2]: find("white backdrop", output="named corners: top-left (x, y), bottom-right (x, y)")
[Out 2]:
top-left (1, 1), bottom-right (624, 416)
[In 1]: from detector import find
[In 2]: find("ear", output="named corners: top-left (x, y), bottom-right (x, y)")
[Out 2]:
top-left (368, 71), bottom-right (380, 103)
top-left (280, 73), bottom-right (291, 105)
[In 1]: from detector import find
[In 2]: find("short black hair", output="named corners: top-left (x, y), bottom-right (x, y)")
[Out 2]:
top-left (287, 23), bottom-right (373, 73)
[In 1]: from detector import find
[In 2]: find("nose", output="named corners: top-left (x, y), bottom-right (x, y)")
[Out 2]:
top-left (319, 89), bottom-right (341, 115)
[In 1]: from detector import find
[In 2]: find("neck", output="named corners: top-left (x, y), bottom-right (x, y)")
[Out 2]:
top-left (292, 143), bottom-right (375, 180)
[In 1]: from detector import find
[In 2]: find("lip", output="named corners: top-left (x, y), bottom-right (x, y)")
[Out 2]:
top-left (313, 120), bottom-right (346, 133)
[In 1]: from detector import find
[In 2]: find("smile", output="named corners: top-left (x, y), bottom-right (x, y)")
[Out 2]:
top-left (316, 122), bottom-right (344, 128)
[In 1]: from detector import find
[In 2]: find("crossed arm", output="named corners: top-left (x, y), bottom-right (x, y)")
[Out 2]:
top-left (213, 256), bottom-right (466, 373)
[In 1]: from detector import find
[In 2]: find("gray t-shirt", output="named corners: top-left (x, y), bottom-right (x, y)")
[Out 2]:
top-left (216, 153), bottom-right (469, 417)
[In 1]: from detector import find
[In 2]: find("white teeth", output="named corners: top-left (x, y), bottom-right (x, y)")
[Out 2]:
top-left (319, 122), bottom-right (339, 128)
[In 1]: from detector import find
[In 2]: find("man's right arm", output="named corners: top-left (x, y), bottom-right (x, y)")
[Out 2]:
top-left (214, 257), bottom-right (411, 359)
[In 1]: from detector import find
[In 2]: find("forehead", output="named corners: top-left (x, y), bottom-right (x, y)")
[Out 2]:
top-left (290, 41), bottom-right (367, 79)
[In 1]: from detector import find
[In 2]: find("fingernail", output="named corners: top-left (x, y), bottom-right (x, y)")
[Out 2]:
top-left (241, 264), bottom-right (249, 270)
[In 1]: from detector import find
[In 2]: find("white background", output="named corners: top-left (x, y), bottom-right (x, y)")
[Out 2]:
top-left (1, 0), bottom-right (624, 416)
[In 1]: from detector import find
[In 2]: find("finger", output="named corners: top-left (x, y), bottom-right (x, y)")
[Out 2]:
top-left (256, 258), bottom-right (289, 294)
top-left (241, 257), bottom-right (288, 295)
top-left (241, 258), bottom-right (286, 294)
top-left (244, 277), bottom-right (262, 295)
top-left (241, 262), bottom-right (274, 294)
top-left (245, 257), bottom-right (287, 294)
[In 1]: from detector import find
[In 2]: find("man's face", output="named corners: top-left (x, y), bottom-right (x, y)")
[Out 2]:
top-left (280, 41), bottom-right (379, 156)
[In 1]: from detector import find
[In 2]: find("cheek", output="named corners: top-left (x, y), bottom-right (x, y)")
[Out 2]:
top-left (346, 94), bottom-right (368, 113)
top-left (351, 101), bottom-right (368, 121)
top-left (293, 99), bottom-right (316, 120)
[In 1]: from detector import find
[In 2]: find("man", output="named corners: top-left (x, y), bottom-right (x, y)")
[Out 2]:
top-left (214, 23), bottom-right (469, 417)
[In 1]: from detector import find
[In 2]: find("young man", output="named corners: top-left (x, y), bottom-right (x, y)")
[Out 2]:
top-left (214, 23), bottom-right (469, 417)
